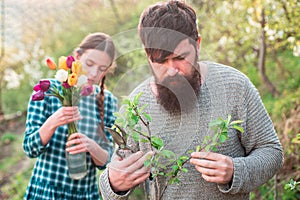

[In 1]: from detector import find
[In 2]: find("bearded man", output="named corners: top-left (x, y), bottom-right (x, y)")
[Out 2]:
top-left (99, 1), bottom-right (283, 199)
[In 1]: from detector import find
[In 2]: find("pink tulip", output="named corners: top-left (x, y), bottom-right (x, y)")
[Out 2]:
top-left (32, 90), bottom-right (45, 101)
top-left (33, 84), bottom-right (41, 92)
top-left (33, 80), bottom-right (50, 92)
top-left (80, 85), bottom-right (93, 96)
top-left (66, 56), bottom-right (75, 69)
top-left (39, 80), bottom-right (51, 92)
top-left (62, 81), bottom-right (71, 89)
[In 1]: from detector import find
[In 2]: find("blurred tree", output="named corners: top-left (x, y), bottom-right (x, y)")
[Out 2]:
top-left (0, 0), bottom-right (5, 115)
top-left (191, 0), bottom-right (300, 96)
top-left (1, 0), bottom-right (299, 112)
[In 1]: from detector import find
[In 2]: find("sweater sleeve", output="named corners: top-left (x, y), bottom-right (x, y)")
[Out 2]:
top-left (218, 78), bottom-right (284, 194)
top-left (99, 168), bottom-right (132, 200)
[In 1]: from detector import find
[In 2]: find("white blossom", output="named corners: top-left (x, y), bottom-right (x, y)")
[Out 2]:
top-left (77, 75), bottom-right (88, 87)
top-left (55, 69), bottom-right (68, 82)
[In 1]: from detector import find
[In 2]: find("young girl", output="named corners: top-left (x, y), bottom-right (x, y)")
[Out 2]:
top-left (23, 32), bottom-right (117, 199)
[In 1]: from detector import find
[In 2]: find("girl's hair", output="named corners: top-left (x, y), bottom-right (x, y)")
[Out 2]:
top-left (75, 32), bottom-right (116, 142)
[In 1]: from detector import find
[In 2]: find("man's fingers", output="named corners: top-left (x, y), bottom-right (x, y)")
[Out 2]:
top-left (110, 151), bottom-right (153, 174)
top-left (190, 151), bottom-right (220, 161)
top-left (132, 171), bottom-right (151, 185)
top-left (190, 157), bottom-right (216, 169)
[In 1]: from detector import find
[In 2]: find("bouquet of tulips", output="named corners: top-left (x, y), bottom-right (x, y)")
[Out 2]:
top-left (31, 56), bottom-right (93, 136)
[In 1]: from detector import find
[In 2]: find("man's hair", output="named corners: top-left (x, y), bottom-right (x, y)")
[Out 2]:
top-left (138, 1), bottom-right (199, 62)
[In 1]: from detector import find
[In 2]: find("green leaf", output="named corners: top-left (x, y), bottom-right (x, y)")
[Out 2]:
top-left (113, 112), bottom-right (122, 118)
top-left (144, 159), bottom-right (151, 167)
top-left (219, 134), bottom-right (227, 143)
top-left (121, 99), bottom-right (131, 105)
top-left (227, 115), bottom-right (232, 125)
top-left (177, 159), bottom-right (183, 166)
top-left (169, 177), bottom-right (180, 184)
top-left (187, 149), bottom-right (194, 154)
top-left (133, 92), bottom-right (143, 105)
top-left (172, 165), bottom-right (179, 171)
top-left (196, 145), bottom-right (201, 152)
top-left (129, 115), bottom-right (139, 126)
top-left (232, 125), bottom-right (244, 133)
top-left (230, 120), bottom-right (244, 125)
top-left (211, 146), bottom-right (218, 152)
top-left (179, 156), bottom-right (189, 161)
top-left (161, 150), bottom-right (176, 159)
top-left (181, 168), bottom-right (188, 173)
top-left (208, 119), bottom-right (223, 127)
top-left (205, 145), bottom-right (211, 151)
top-left (132, 132), bottom-right (140, 142)
top-left (140, 139), bottom-right (148, 143)
top-left (138, 104), bottom-right (148, 113)
top-left (142, 113), bottom-right (152, 122)
top-left (151, 136), bottom-right (164, 150)
top-left (158, 172), bottom-right (165, 176)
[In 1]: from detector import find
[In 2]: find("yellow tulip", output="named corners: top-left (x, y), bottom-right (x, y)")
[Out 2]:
top-left (58, 56), bottom-right (68, 71)
top-left (68, 73), bottom-right (78, 86)
top-left (72, 60), bottom-right (82, 75)
top-left (46, 58), bottom-right (57, 70)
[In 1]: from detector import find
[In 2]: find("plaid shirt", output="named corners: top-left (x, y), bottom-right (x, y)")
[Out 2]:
top-left (23, 79), bottom-right (117, 200)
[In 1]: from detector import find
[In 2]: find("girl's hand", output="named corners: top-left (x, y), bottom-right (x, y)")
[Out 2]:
top-left (190, 151), bottom-right (234, 184)
top-left (49, 106), bottom-right (82, 128)
top-left (66, 133), bottom-right (110, 166)
top-left (39, 106), bottom-right (82, 146)
top-left (65, 133), bottom-right (93, 154)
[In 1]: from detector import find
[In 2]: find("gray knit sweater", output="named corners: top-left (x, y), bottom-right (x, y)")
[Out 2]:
top-left (99, 62), bottom-right (283, 200)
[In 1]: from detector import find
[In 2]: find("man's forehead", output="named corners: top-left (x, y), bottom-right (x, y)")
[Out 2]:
top-left (173, 38), bottom-right (193, 55)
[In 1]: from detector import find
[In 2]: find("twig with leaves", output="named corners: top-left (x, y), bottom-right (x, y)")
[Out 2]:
top-left (106, 92), bottom-right (244, 200)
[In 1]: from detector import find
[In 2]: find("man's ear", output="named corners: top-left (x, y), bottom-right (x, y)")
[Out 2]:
top-left (197, 36), bottom-right (202, 50)
top-left (196, 36), bottom-right (202, 55)
top-left (147, 55), bottom-right (153, 65)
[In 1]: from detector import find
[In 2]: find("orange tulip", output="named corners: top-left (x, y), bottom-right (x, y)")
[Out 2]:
top-left (68, 73), bottom-right (78, 86)
top-left (58, 56), bottom-right (68, 71)
top-left (72, 60), bottom-right (82, 75)
top-left (46, 58), bottom-right (57, 70)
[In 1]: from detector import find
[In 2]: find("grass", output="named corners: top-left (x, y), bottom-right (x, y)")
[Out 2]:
top-left (0, 132), bottom-right (35, 200)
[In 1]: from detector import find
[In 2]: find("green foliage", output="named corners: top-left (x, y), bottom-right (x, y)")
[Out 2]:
top-left (2, 83), bottom-right (33, 114)
top-left (111, 92), bottom-right (244, 199)
top-left (285, 179), bottom-right (300, 191)
top-left (0, 133), bottom-right (35, 200)
top-left (1, 169), bottom-right (33, 200)
top-left (271, 88), bottom-right (300, 120)
top-left (251, 178), bottom-right (300, 200)
top-left (1, 132), bottom-right (18, 145)
top-left (200, 115), bottom-right (244, 152)
top-left (1, 0), bottom-right (299, 198)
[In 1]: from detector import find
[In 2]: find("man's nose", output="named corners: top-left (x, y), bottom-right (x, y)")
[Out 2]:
top-left (165, 60), bottom-right (178, 76)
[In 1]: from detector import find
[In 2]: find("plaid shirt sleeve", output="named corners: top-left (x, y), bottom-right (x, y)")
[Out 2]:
top-left (23, 80), bottom-right (60, 158)
top-left (23, 97), bottom-right (49, 157)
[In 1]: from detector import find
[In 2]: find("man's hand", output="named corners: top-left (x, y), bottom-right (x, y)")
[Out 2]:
top-left (190, 151), bottom-right (233, 184)
top-left (108, 151), bottom-right (154, 192)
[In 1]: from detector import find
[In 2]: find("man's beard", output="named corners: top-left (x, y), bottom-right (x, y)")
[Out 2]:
top-left (155, 64), bottom-right (201, 114)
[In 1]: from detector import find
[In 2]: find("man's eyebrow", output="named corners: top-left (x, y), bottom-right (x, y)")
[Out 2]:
top-left (176, 51), bottom-right (190, 57)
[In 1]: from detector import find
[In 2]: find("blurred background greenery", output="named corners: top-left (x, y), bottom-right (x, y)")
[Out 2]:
top-left (0, 0), bottom-right (299, 199)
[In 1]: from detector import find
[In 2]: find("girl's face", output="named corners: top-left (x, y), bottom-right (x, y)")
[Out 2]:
top-left (77, 49), bottom-right (112, 85)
